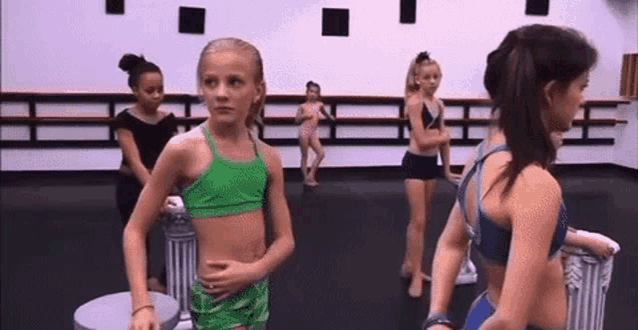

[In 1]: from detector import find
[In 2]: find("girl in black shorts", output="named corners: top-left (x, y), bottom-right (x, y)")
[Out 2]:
top-left (400, 51), bottom-right (461, 298)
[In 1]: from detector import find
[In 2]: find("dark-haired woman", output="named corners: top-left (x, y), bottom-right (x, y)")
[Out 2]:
top-left (424, 24), bottom-right (599, 330)
top-left (112, 53), bottom-right (177, 293)
top-left (295, 81), bottom-right (335, 186)
top-left (400, 52), bottom-right (461, 298)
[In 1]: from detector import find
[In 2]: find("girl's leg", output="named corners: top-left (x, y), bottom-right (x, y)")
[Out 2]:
top-left (403, 178), bottom-right (436, 298)
top-left (299, 132), bottom-right (311, 184)
top-left (307, 134), bottom-right (325, 185)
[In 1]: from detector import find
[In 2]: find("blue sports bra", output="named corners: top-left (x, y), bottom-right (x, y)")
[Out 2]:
top-left (457, 141), bottom-right (570, 265)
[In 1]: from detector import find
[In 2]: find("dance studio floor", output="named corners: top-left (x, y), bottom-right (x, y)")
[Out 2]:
top-left (1, 166), bottom-right (637, 329)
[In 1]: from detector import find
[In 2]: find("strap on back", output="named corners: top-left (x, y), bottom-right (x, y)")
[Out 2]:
top-left (474, 142), bottom-right (509, 226)
top-left (458, 141), bottom-right (509, 238)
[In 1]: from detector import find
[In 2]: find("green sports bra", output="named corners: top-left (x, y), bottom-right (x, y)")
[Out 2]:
top-left (181, 125), bottom-right (267, 218)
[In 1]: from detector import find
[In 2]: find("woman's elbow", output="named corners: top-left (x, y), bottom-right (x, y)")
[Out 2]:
top-left (286, 235), bottom-right (296, 255)
top-left (122, 222), bottom-right (145, 244)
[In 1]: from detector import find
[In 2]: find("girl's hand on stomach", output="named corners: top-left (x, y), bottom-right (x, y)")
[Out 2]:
top-left (200, 260), bottom-right (261, 302)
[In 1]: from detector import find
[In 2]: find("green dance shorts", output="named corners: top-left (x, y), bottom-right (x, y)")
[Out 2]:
top-left (190, 278), bottom-right (269, 330)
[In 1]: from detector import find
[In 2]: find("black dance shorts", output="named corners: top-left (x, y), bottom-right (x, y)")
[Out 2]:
top-left (401, 151), bottom-right (439, 180)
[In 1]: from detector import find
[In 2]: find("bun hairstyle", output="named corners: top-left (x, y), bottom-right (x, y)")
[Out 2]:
top-left (416, 51), bottom-right (431, 63)
top-left (405, 51), bottom-right (441, 98)
top-left (118, 54), bottom-right (161, 89)
top-left (306, 81), bottom-right (321, 94)
top-left (197, 38), bottom-right (266, 129)
top-left (484, 24), bottom-right (598, 197)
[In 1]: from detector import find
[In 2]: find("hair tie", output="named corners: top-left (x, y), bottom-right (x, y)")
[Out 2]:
top-left (416, 51), bottom-right (431, 64)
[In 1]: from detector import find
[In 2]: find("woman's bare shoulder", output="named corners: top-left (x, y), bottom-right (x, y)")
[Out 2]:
top-left (405, 94), bottom-right (422, 106)
top-left (255, 139), bottom-right (282, 169)
top-left (508, 165), bottom-right (562, 211)
top-left (167, 127), bottom-right (205, 151)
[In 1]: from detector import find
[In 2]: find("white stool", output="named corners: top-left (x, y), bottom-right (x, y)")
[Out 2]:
top-left (73, 291), bottom-right (180, 330)
top-left (163, 197), bottom-right (197, 322)
top-left (562, 232), bottom-right (620, 330)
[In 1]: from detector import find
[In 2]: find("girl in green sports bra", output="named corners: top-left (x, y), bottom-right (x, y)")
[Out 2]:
top-left (123, 38), bottom-right (295, 330)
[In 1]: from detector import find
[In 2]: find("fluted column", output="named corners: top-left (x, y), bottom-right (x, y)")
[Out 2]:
top-left (162, 198), bottom-right (196, 321)
top-left (562, 233), bottom-right (618, 330)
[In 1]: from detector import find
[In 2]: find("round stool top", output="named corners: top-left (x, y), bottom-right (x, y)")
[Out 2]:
top-left (74, 291), bottom-right (180, 330)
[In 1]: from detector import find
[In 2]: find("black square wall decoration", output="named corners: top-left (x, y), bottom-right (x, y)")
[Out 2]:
top-left (526, 0), bottom-right (550, 16)
top-left (106, 0), bottom-right (124, 14)
top-left (322, 8), bottom-right (349, 37)
top-left (179, 7), bottom-right (206, 34)
top-left (400, 0), bottom-right (416, 24)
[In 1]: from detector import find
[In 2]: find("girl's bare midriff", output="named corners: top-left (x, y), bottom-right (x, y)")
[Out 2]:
top-left (179, 128), bottom-right (268, 278)
top-left (408, 127), bottom-right (441, 155)
top-left (299, 104), bottom-right (321, 137)
top-left (191, 209), bottom-right (267, 277)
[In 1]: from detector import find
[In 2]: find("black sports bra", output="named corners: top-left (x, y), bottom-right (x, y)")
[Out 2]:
top-left (408, 102), bottom-right (441, 130)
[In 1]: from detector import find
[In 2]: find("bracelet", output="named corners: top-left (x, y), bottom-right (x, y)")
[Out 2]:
top-left (422, 312), bottom-right (457, 329)
top-left (131, 304), bottom-right (155, 317)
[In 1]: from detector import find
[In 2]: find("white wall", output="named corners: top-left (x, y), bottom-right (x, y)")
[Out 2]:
top-left (2, 0), bottom-right (636, 97)
top-left (614, 101), bottom-right (638, 170)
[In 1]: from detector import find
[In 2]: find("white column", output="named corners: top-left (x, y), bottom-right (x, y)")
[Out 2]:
top-left (163, 199), bottom-right (197, 322)
top-left (562, 233), bottom-right (619, 330)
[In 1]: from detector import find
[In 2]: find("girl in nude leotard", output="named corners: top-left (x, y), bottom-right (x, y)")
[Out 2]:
top-left (295, 81), bottom-right (335, 186)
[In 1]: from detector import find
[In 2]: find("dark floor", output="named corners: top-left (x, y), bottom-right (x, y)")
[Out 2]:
top-left (1, 166), bottom-right (637, 329)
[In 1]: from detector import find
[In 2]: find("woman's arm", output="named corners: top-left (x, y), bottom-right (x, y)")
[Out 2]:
top-left (319, 103), bottom-right (335, 121)
top-left (564, 227), bottom-right (616, 258)
top-left (429, 201), bottom-right (471, 316)
top-left (436, 100), bottom-right (461, 183)
top-left (406, 97), bottom-right (450, 149)
top-left (252, 144), bottom-right (295, 278)
top-left (427, 152), bottom-right (476, 329)
top-left (123, 137), bottom-right (184, 312)
top-left (295, 105), bottom-right (305, 124)
top-left (116, 128), bottom-right (151, 185)
top-left (482, 168), bottom-right (562, 329)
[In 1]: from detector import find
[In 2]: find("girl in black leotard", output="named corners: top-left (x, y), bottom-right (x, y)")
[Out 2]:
top-left (400, 51), bottom-right (461, 298)
top-left (112, 53), bottom-right (177, 293)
